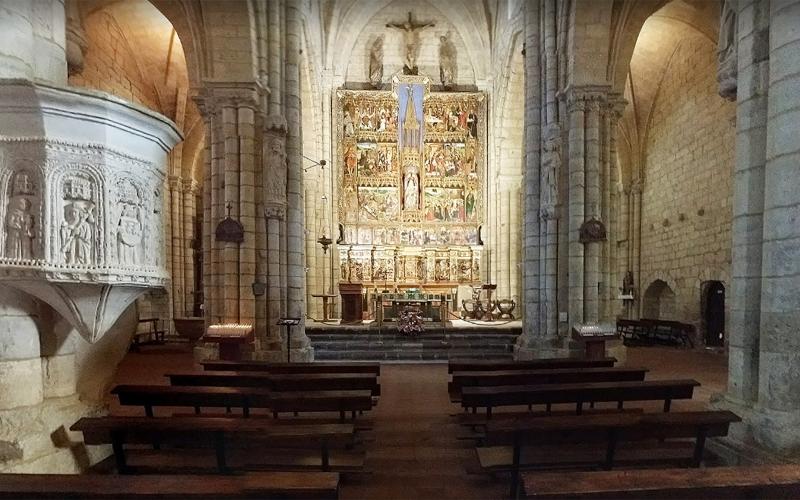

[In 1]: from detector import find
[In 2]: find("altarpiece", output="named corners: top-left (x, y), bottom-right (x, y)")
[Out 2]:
top-left (337, 75), bottom-right (485, 291)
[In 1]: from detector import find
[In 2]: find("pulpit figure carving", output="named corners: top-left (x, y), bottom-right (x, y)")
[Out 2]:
top-left (61, 202), bottom-right (94, 265)
top-left (117, 204), bottom-right (143, 265)
top-left (386, 12), bottom-right (435, 73)
top-left (369, 36), bottom-right (384, 89)
top-left (5, 197), bottom-right (34, 260)
top-left (439, 33), bottom-right (456, 89)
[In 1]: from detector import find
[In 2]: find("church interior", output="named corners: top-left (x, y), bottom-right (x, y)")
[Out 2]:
top-left (0, 0), bottom-right (799, 498)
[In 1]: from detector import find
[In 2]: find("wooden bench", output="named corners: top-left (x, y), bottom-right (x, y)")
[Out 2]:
top-left (449, 367), bottom-right (649, 402)
top-left (0, 472), bottom-right (340, 499)
top-left (617, 318), bottom-right (694, 348)
top-left (461, 379), bottom-right (700, 417)
top-left (448, 357), bottom-right (616, 374)
top-left (202, 360), bottom-right (381, 376)
top-left (520, 465), bottom-right (800, 499)
top-left (71, 416), bottom-right (358, 474)
top-left (167, 371), bottom-right (381, 396)
top-left (481, 410), bottom-right (741, 497)
top-left (111, 385), bottom-right (374, 420)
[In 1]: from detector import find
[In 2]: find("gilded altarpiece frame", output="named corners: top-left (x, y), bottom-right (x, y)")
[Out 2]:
top-left (336, 75), bottom-right (485, 289)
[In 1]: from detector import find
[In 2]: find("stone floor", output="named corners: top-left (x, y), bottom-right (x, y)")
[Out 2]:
top-left (110, 344), bottom-right (728, 499)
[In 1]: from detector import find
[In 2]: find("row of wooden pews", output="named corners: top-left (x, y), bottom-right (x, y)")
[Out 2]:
top-left (448, 357), bottom-right (800, 499)
top-left (2, 360), bottom-right (381, 499)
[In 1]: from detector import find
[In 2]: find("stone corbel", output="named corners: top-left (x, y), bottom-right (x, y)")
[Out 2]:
top-left (65, 0), bottom-right (88, 76)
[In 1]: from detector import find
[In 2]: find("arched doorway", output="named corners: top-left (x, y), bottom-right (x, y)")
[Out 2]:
top-left (642, 279), bottom-right (676, 319)
top-left (703, 281), bottom-right (725, 346)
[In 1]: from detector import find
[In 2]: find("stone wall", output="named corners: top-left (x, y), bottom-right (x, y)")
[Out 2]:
top-left (639, 34), bottom-right (736, 338)
top-left (68, 10), bottom-right (160, 110)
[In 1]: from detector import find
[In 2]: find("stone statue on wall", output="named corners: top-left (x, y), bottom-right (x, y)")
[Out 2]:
top-left (540, 124), bottom-right (561, 214)
top-left (369, 36), bottom-right (384, 89)
top-left (386, 12), bottom-right (435, 74)
top-left (61, 201), bottom-right (94, 265)
top-left (717, 0), bottom-right (738, 100)
top-left (439, 33), bottom-right (457, 89)
top-left (403, 165), bottom-right (419, 210)
top-left (264, 134), bottom-right (287, 205)
top-left (116, 204), bottom-right (143, 265)
top-left (5, 197), bottom-right (34, 260)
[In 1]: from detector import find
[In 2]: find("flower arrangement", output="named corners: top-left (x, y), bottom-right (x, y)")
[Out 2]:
top-left (398, 306), bottom-right (424, 338)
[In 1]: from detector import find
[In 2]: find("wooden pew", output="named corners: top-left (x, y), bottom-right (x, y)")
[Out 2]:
top-left (449, 367), bottom-right (648, 402)
top-left (520, 465), bottom-right (800, 499)
top-left (0, 472), bottom-right (340, 499)
top-left (202, 360), bottom-right (380, 376)
top-left (166, 371), bottom-right (381, 396)
top-left (71, 416), bottom-right (358, 474)
top-left (111, 384), bottom-right (374, 420)
top-left (480, 410), bottom-right (741, 496)
top-left (448, 357), bottom-right (616, 374)
top-left (460, 379), bottom-right (700, 417)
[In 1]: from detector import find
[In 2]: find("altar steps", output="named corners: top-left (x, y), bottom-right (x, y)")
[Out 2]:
top-left (307, 330), bottom-right (519, 361)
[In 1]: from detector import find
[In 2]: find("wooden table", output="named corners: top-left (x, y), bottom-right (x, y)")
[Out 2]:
top-left (311, 294), bottom-right (337, 321)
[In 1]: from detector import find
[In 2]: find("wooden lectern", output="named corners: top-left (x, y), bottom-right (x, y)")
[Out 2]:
top-left (339, 283), bottom-right (363, 324)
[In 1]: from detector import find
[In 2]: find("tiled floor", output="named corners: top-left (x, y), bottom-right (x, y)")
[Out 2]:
top-left (110, 344), bottom-right (729, 499)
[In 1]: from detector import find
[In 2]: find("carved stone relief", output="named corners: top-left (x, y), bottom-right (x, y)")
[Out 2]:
top-left (4, 170), bottom-right (38, 261)
top-left (540, 123), bottom-right (561, 215)
top-left (115, 179), bottom-right (145, 266)
top-left (60, 175), bottom-right (96, 266)
top-left (264, 130), bottom-right (287, 219)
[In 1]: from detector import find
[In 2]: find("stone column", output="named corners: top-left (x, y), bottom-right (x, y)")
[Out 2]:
top-left (726, 0), bottom-right (769, 409)
top-left (169, 175), bottom-right (184, 319)
top-left (284, 1), bottom-right (313, 360)
top-left (566, 92), bottom-right (586, 328)
top-left (182, 180), bottom-right (198, 317)
top-left (749, 0), bottom-right (800, 451)
top-left (583, 97), bottom-right (601, 324)
top-left (516, 0), bottom-right (549, 358)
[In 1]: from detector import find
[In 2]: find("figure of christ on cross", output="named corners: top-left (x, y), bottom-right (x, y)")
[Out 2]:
top-left (386, 12), bottom-right (435, 74)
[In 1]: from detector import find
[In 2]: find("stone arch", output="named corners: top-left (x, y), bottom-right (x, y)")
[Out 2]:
top-left (641, 279), bottom-right (676, 320)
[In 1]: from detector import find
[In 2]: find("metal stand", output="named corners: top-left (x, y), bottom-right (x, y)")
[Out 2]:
top-left (277, 318), bottom-right (301, 363)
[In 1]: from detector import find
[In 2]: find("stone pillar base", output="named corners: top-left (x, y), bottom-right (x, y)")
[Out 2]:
top-left (513, 336), bottom-right (579, 360)
top-left (710, 393), bottom-right (800, 459)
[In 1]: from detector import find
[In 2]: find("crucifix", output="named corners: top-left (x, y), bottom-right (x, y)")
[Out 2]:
top-left (386, 12), bottom-right (435, 74)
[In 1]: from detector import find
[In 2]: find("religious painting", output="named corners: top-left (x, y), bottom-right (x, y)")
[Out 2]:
top-left (424, 187), bottom-right (464, 222)
top-left (358, 187), bottom-right (399, 222)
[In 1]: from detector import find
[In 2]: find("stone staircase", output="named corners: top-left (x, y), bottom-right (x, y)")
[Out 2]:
top-left (307, 326), bottom-right (520, 361)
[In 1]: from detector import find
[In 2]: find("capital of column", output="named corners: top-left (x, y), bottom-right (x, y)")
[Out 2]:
top-left (192, 80), bottom-right (267, 119)
top-left (182, 178), bottom-right (200, 196)
top-left (630, 177), bottom-right (643, 195)
top-left (264, 204), bottom-right (286, 220)
top-left (168, 175), bottom-right (183, 192)
top-left (565, 85), bottom-right (612, 113)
